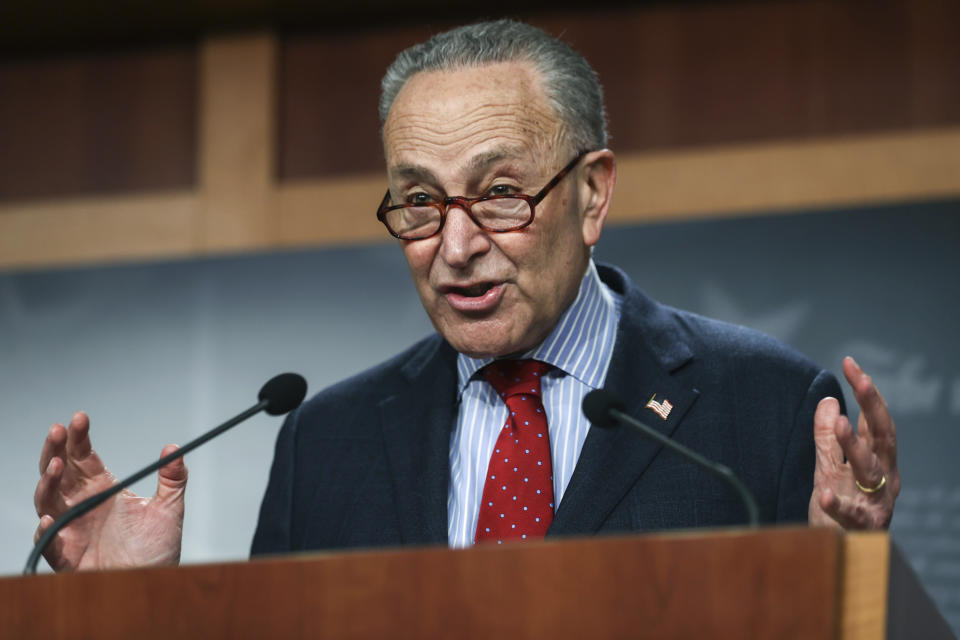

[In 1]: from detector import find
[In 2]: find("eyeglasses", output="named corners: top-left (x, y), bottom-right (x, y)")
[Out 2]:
top-left (376, 151), bottom-right (588, 240)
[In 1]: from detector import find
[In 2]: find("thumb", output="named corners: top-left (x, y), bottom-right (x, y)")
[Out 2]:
top-left (813, 397), bottom-right (844, 472)
top-left (155, 444), bottom-right (188, 503)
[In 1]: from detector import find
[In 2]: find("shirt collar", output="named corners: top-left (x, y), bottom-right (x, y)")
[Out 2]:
top-left (456, 259), bottom-right (620, 394)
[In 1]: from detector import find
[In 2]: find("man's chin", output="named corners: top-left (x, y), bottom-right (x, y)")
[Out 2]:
top-left (429, 302), bottom-right (543, 358)
top-left (441, 325), bottom-right (534, 360)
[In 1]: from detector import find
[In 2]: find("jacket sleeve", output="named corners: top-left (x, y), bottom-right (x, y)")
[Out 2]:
top-left (250, 407), bottom-right (299, 556)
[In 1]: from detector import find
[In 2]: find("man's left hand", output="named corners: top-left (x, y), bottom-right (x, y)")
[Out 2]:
top-left (809, 356), bottom-right (900, 529)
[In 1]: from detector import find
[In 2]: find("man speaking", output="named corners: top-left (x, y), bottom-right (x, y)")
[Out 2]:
top-left (33, 20), bottom-right (899, 569)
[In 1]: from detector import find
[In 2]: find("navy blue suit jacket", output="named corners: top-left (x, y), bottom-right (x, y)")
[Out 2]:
top-left (251, 265), bottom-right (842, 555)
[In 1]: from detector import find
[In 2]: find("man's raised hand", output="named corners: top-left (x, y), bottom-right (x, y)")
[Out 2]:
top-left (33, 411), bottom-right (187, 571)
top-left (809, 357), bottom-right (900, 529)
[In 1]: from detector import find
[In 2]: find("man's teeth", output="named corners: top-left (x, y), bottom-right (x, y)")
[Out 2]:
top-left (459, 283), bottom-right (493, 297)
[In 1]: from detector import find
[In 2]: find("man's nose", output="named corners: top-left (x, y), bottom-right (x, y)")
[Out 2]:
top-left (438, 203), bottom-right (491, 268)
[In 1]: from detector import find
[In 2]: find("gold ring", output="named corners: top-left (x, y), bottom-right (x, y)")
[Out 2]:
top-left (855, 474), bottom-right (886, 494)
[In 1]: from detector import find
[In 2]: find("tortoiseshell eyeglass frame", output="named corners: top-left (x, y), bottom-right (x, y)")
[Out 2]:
top-left (376, 151), bottom-right (589, 241)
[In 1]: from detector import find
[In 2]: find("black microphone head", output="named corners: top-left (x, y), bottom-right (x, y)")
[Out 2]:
top-left (582, 389), bottom-right (626, 428)
top-left (258, 373), bottom-right (308, 415)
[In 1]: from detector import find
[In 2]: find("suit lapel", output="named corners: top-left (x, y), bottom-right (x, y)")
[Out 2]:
top-left (549, 267), bottom-right (700, 536)
top-left (378, 338), bottom-right (458, 545)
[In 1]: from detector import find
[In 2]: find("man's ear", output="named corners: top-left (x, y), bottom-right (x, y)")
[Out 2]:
top-left (578, 150), bottom-right (616, 247)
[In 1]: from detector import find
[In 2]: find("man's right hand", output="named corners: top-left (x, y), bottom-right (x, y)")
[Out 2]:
top-left (33, 411), bottom-right (187, 571)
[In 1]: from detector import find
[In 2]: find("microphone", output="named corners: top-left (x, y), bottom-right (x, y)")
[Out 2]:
top-left (25, 372), bottom-right (308, 575)
top-left (582, 389), bottom-right (759, 527)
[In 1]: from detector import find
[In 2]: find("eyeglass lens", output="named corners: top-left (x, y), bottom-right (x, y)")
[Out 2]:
top-left (385, 197), bottom-right (531, 239)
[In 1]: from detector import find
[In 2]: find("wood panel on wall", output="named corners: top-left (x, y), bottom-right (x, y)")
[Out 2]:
top-left (0, 46), bottom-right (197, 202)
top-left (1, 0), bottom-right (959, 271)
top-left (278, 28), bottom-right (416, 179)
top-left (277, 0), bottom-right (960, 181)
top-left (560, 0), bottom-right (960, 148)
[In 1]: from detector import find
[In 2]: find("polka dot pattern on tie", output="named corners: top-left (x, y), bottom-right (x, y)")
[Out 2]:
top-left (475, 359), bottom-right (554, 544)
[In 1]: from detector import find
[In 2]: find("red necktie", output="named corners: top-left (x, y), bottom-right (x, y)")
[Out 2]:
top-left (474, 359), bottom-right (555, 544)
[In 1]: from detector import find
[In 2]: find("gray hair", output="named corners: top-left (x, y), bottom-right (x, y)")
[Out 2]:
top-left (379, 19), bottom-right (608, 152)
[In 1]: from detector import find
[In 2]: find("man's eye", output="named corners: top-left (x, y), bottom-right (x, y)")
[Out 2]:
top-left (409, 192), bottom-right (435, 205)
top-left (487, 184), bottom-right (516, 197)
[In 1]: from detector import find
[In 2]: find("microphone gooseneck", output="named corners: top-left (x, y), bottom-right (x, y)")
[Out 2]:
top-left (583, 389), bottom-right (760, 528)
top-left (25, 373), bottom-right (308, 575)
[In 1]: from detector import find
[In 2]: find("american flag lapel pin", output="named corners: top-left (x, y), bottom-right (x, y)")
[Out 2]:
top-left (645, 394), bottom-right (673, 420)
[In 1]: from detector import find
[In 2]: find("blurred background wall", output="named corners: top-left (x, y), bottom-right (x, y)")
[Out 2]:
top-left (1, 0), bottom-right (958, 630)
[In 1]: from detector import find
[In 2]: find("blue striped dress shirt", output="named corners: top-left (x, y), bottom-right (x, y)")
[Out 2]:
top-left (447, 260), bottom-right (623, 547)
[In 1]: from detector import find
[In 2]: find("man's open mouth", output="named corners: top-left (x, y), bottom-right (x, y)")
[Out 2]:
top-left (441, 282), bottom-right (505, 312)
top-left (449, 282), bottom-right (497, 298)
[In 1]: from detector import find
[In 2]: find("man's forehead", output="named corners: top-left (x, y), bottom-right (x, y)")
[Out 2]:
top-left (389, 146), bottom-right (529, 177)
top-left (384, 73), bottom-right (565, 177)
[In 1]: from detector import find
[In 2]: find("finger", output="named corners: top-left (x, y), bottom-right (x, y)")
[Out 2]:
top-left (33, 514), bottom-right (55, 545)
top-left (39, 423), bottom-right (67, 475)
top-left (155, 444), bottom-right (188, 507)
top-left (65, 411), bottom-right (93, 461)
top-left (819, 487), bottom-right (892, 530)
top-left (62, 412), bottom-right (108, 487)
top-left (813, 397), bottom-right (845, 471)
top-left (33, 515), bottom-right (68, 571)
top-left (810, 487), bottom-right (842, 529)
top-left (843, 357), bottom-right (897, 465)
top-left (833, 413), bottom-right (885, 490)
top-left (34, 456), bottom-right (68, 518)
top-left (818, 488), bottom-right (872, 530)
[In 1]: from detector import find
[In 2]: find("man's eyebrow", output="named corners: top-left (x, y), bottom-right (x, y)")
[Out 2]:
top-left (389, 148), bottom-right (527, 183)
top-left (466, 149), bottom-right (525, 172)
top-left (391, 164), bottom-right (439, 183)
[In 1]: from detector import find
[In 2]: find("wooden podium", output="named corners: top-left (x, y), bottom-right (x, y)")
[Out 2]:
top-left (1, 527), bottom-right (952, 639)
